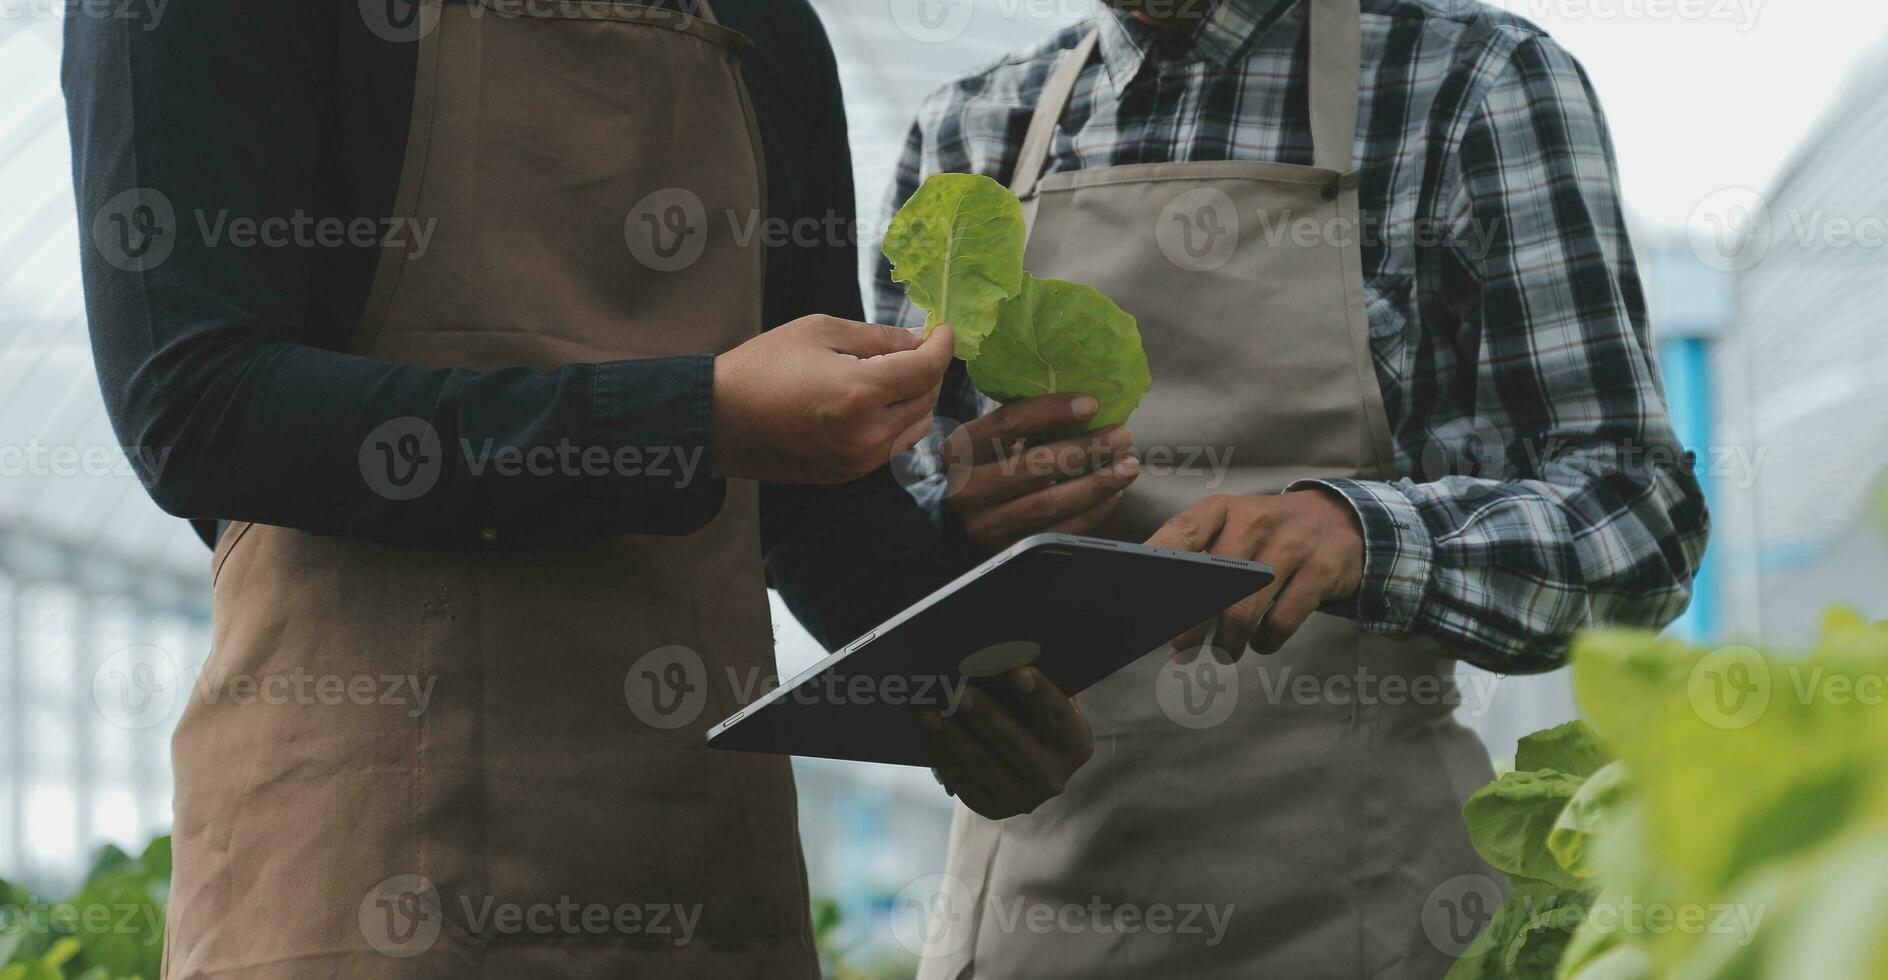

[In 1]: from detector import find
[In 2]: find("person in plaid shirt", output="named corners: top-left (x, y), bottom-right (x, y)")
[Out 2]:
top-left (876, 0), bottom-right (1709, 674)
top-left (876, 0), bottom-right (1710, 974)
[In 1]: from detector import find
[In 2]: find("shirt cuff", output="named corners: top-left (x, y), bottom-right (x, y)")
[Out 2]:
top-left (585, 354), bottom-right (725, 535)
top-left (1288, 478), bottom-right (1433, 636)
top-left (899, 432), bottom-right (990, 563)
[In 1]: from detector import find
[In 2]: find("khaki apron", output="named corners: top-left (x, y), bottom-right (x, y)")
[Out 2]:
top-left (164, 2), bottom-right (816, 976)
top-left (918, 4), bottom-right (1499, 977)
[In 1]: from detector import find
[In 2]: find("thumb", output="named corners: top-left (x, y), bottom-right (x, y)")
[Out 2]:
top-left (866, 322), bottom-right (956, 400)
top-left (826, 319), bottom-right (924, 359)
top-left (916, 321), bottom-right (955, 363)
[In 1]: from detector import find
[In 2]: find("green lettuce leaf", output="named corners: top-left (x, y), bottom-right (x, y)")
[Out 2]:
top-left (1569, 630), bottom-right (1708, 750)
top-left (1560, 944), bottom-right (1657, 980)
top-left (1446, 880), bottom-right (1585, 980)
top-left (1463, 770), bottom-right (1587, 891)
top-left (1516, 721), bottom-right (1612, 780)
top-left (1505, 892), bottom-right (1592, 977)
top-left (1549, 761), bottom-right (1630, 879)
top-left (881, 173), bottom-right (1026, 360)
top-left (967, 273), bottom-right (1152, 431)
top-left (1555, 888), bottom-right (1629, 980)
top-left (1754, 834), bottom-right (1888, 980)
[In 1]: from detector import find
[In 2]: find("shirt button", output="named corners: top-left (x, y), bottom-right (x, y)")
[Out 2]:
top-left (479, 528), bottom-right (498, 543)
top-left (1320, 182), bottom-right (1340, 202)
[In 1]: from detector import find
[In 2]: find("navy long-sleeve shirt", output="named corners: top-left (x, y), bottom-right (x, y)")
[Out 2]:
top-left (63, 0), bottom-right (978, 649)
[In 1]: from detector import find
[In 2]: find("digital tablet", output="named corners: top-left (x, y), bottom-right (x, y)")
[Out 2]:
top-left (706, 533), bottom-right (1274, 767)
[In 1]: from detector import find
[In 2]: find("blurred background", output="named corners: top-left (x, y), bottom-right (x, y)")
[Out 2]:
top-left (2, 0), bottom-right (1886, 975)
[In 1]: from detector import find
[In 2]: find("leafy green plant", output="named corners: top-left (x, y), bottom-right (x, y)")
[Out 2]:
top-left (882, 173), bottom-right (1026, 361)
top-left (884, 173), bottom-right (1151, 431)
top-left (1449, 610), bottom-right (1888, 979)
top-left (0, 837), bottom-right (168, 980)
top-left (968, 274), bottom-right (1151, 431)
top-left (1450, 721), bottom-right (1615, 978)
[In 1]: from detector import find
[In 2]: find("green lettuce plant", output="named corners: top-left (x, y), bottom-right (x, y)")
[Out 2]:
top-left (1449, 721), bottom-right (1615, 978)
top-left (883, 173), bottom-right (1151, 431)
top-left (1449, 610), bottom-right (1888, 980)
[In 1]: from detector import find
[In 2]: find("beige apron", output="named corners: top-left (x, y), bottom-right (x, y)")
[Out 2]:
top-left (163, 2), bottom-right (816, 976)
top-left (919, 4), bottom-right (1499, 977)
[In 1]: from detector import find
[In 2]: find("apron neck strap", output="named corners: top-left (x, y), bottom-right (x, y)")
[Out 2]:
top-left (1008, 28), bottom-right (1099, 198)
top-left (1307, 0), bottom-right (1360, 172)
top-left (1007, 0), bottom-right (1361, 198)
top-left (691, 0), bottom-right (720, 24)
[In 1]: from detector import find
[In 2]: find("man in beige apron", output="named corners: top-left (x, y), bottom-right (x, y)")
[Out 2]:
top-left (156, 1), bottom-right (1097, 977)
top-left (915, 2), bottom-right (1499, 976)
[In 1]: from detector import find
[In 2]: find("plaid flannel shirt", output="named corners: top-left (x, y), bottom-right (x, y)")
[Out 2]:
top-left (871, 0), bottom-right (1710, 672)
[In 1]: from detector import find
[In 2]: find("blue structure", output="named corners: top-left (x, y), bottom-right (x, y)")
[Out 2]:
top-left (1644, 245), bottom-right (1738, 644)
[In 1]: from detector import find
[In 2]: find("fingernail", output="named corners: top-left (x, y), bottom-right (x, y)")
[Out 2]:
top-left (1071, 396), bottom-right (1099, 419)
top-left (1013, 668), bottom-right (1037, 694)
top-left (1171, 645), bottom-right (1198, 665)
top-left (1114, 455), bottom-right (1140, 477)
top-left (1109, 427), bottom-right (1134, 449)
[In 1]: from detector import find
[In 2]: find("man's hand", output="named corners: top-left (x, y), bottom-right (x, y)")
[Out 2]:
top-left (711, 317), bottom-right (954, 484)
top-left (945, 395), bottom-right (1140, 553)
top-left (1147, 489), bottom-right (1366, 659)
top-left (916, 667), bottom-right (1094, 820)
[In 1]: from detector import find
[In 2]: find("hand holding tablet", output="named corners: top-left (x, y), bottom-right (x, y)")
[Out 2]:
top-left (708, 533), bottom-right (1274, 767)
top-left (913, 666), bottom-right (1093, 819)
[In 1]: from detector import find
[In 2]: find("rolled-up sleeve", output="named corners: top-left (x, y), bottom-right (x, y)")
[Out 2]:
top-left (1297, 33), bottom-right (1710, 673)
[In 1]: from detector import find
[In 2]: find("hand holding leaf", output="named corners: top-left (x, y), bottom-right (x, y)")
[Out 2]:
top-left (885, 173), bottom-right (1151, 432)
